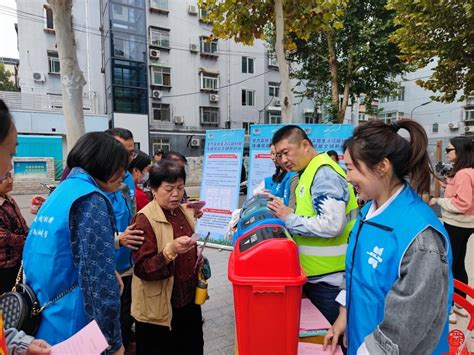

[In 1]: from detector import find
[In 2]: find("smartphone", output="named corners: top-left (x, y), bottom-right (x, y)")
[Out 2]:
top-left (187, 200), bottom-right (206, 209)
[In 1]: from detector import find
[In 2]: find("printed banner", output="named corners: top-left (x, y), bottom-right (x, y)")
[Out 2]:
top-left (196, 129), bottom-right (245, 246)
top-left (247, 124), bottom-right (353, 199)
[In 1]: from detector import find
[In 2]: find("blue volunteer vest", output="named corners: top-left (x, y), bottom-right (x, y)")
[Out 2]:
top-left (108, 171), bottom-right (134, 273)
top-left (264, 171), bottom-right (297, 206)
top-left (22, 170), bottom-right (113, 345)
top-left (346, 184), bottom-right (452, 354)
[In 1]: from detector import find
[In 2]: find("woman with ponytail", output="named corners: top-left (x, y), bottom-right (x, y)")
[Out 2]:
top-left (324, 119), bottom-right (452, 354)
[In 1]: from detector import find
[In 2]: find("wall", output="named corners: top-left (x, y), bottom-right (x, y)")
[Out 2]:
top-left (114, 113), bottom-right (150, 154)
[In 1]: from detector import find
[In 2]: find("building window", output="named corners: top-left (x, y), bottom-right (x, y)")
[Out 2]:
top-left (268, 51), bottom-right (278, 67)
top-left (47, 51), bottom-right (60, 74)
top-left (150, 0), bottom-right (169, 12)
top-left (200, 72), bottom-right (219, 91)
top-left (432, 123), bottom-right (439, 133)
top-left (150, 28), bottom-right (170, 49)
top-left (242, 57), bottom-right (254, 74)
top-left (200, 107), bottom-right (220, 125)
top-left (113, 87), bottom-right (147, 114)
top-left (43, 6), bottom-right (54, 31)
top-left (380, 87), bottom-right (405, 103)
top-left (377, 111), bottom-right (404, 124)
top-left (465, 110), bottom-right (474, 121)
top-left (242, 122), bottom-right (253, 135)
top-left (200, 37), bottom-right (218, 56)
top-left (152, 103), bottom-right (171, 122)
top-left (151, 65), bottom-right (171, 87)
top-left (268, 113), bottom-right (281, 124)
top-left (268, 82), bottom-right (280, 97)
top-left (242, 89), bottom-right (255, 106)
top-left (199, 7), bottom-right (210, 23)
top-left (152, 138), bottom-right (170, 154)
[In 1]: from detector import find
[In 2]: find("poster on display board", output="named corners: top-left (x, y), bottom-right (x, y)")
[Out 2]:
top-left (196, 129), bottom-right (245, 246)
top-left (247, 124), bottom-right (353, 199)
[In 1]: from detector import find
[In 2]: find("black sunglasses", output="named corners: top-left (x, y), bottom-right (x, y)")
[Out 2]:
top-left (445, 148), bottom-right (455, 153)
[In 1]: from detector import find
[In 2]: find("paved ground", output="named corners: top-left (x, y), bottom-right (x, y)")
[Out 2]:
top-left (13, 192), bottom-right (474, 352)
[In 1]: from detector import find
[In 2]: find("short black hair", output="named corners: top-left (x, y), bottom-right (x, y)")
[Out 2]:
top-left (154, 150), bottom-right (164, 156)
top-left (272, 125), bottom-right (313, 147)
top-left (105, 127), bottom-right (134, 141)
top-left (327, 150), bottom-right (339, 161)
top-left (0, 99), bottom-right (14, 144)
top-left (128, 150), bottom-right (151, 173)
top-left (67, 132), bottom-right (129, 182)
top-left (149, 159), bottom-right (186, 189)
top-left (162, 150), bottom-right (188, 164)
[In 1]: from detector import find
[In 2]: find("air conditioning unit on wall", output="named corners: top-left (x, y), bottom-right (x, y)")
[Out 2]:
top-left (191, 138), bottom-right (200, 147)
top-left (152, 90), bottom-right (163, 100)
top-left (174, 116), bottom-right (184, 125)
top-left (33, 72), bottom-right (46, 82)
top-left (448, 122), bottom-right (460, 130)
top-left (464, 126), bottom-right (474, 133)
top-left (274, 99), bottom-right (281, 106)
top-left (188, 5), bottom-right (198, 15)
top-left (209, 94), bottom-right (219, 102)
top-left (149, 49), bottom-right (160, 60)
top-left (189, 43), bottom-right (198, 52)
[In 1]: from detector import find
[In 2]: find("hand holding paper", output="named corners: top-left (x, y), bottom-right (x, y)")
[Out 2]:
top-left (51, 320), bottom-right (108, 355)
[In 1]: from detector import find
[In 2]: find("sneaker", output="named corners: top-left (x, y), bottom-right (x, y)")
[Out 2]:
top-left (449, 311), bottom-right (457, 324)
top-left (454, 304), bottom-right (469, 318)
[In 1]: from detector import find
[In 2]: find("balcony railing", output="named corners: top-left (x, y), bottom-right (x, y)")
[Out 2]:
top-left (0, 91), bottom-right (98, 114)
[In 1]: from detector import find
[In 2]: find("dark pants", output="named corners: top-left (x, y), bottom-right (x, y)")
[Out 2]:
top-left (0, 264), bottom-right (21, 294)
top-left (136, 303), bottom-right (204, 355)
top-left (120, 275), bottom-right (135, 348)
top-left (444, 223), bottom-right (473, 298)
top-left (303, 282), bottom-right (341, 325)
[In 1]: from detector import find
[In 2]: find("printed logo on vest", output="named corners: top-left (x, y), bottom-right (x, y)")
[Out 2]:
top-left (299, 186), bottom-right (305, 197)
top-left (367, 246), bottom-right (384, 269)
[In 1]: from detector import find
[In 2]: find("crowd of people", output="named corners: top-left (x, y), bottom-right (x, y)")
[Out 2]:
top-left (1, 94), bottom-right (473, 355)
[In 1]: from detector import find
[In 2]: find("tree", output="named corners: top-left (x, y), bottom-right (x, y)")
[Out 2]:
top-left (387, 0), bottom-right (473, 102)
top-left (0, 64), bottom-right (18, 92)
top-left (291, 0), bottom-right (408, 122)
top-left (48, 0), bottom-right (86, 151)
top-left (199, 0), bottom-right (346, 124)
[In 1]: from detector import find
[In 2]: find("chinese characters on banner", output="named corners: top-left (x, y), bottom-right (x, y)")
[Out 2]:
top-left (247, 124), bottom-right (353, 199)
top-left (196, 130), bottom-right (245, 246)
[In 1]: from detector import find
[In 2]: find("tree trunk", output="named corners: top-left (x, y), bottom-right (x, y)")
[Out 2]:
top-left (339, 55), bottom-right (354, 123)
top-left (48, 0), bottom-right (86, 152)
top-left (326, 31), bottom-right (339, 123)
top-left (274, 0), bottom-right (292, 123)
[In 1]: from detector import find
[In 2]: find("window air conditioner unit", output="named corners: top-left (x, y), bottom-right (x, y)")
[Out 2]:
top-left (152, 90), bottom-right (163, 100)
top-left (464, 126), bottom-right (473, 133)
top-left (209, 94), bottom-right (219, 102)
top-left (33, 72), bottom-right (46, 82)
top-left (190, 138), bottom-right (201, 147)
top-left (174, 116), bottom-right (184, 125)
top-left (448, 122), bottom-right (459, 130)
top-left (188, 5), bottom-right (198, 15)
top-left (149, 49), bottom-right (160, 60)
top-left (274, 99), bottom-right (281, 106)
top-left (189, 43), bottom-right (198, 52)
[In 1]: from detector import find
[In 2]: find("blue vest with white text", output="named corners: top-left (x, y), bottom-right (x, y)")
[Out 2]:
top-left (264, 171), bottom-right (297, 206)
top-left (22, 170), bottom-right (113, 345)
top-left (110, 171), bottom-right (135, 273)
top-left (345, 184), bottom-right (452, 354)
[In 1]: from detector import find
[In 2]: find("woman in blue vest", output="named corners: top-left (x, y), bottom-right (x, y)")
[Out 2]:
top-left (324, 120), bottom-right (452, 354)
top-left (22, 132), bottom-right (129, 355)
top-left (256, 144), bottom-right (298, 208)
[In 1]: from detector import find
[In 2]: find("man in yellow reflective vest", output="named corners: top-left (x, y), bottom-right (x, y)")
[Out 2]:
top-left (267, 125), bottom-right (358, 325)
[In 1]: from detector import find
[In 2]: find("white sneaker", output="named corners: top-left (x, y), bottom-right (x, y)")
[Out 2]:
top-left (454, 304), bottom-right (469, 318)
top-left (449, 311), bottom-right (458, 324)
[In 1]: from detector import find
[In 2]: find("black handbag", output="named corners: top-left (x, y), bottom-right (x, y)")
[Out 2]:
top-left (0, 266), bottom-right (77, 336)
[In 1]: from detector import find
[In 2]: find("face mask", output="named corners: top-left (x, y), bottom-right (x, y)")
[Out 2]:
top-left (140, 172), bottom-right (149, 185)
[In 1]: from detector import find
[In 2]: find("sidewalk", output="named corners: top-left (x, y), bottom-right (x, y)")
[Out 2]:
top-left (12, 193), bottom-right (474, 353)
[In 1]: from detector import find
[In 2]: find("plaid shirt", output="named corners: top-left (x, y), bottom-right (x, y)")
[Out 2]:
top-left (0, 195), bottom-right (29, 269)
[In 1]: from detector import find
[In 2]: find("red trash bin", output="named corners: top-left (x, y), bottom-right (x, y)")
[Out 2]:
top-left (228, 224), bottom-right (306, 355)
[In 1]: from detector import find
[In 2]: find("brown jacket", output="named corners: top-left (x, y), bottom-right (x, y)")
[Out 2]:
top-left (131, 200), bottom-right (195, 327)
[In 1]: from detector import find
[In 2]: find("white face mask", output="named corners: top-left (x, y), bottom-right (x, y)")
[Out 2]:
top-left (140, 172), bottom-right (149, 185)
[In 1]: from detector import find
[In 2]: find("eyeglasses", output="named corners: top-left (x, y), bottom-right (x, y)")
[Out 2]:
top-left (445, 148), bottom-right (455, 154)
